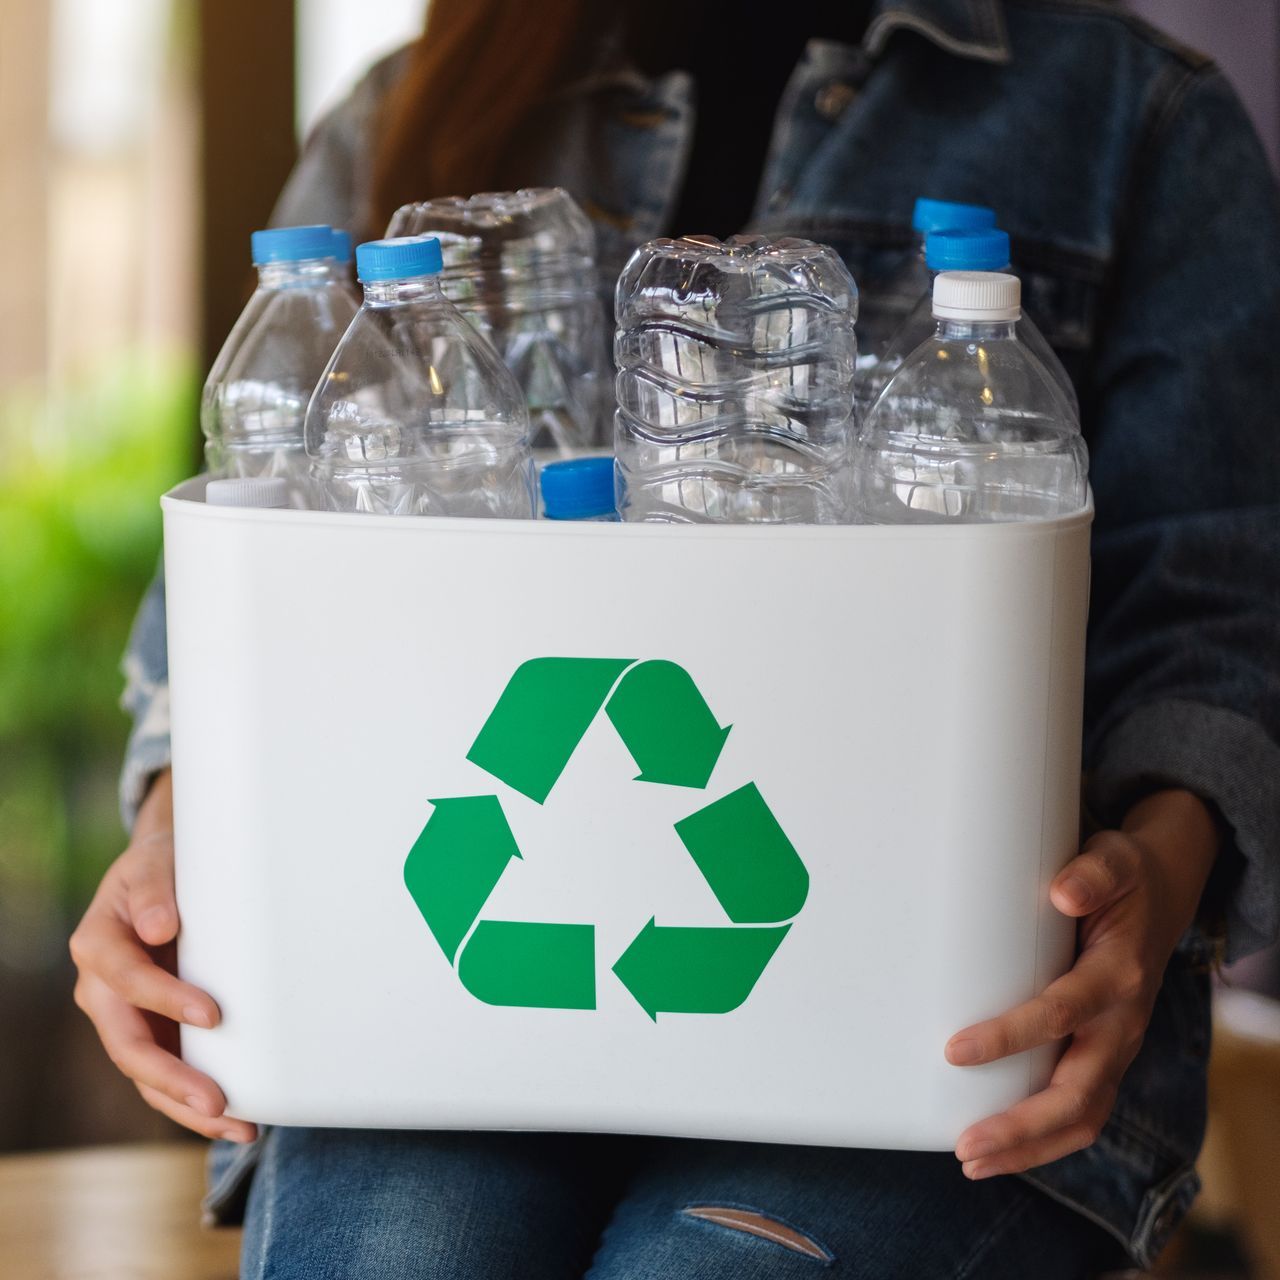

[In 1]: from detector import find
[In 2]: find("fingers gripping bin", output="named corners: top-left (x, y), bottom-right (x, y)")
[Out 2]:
top-left (163, 478), bottom-right (1091, 1150)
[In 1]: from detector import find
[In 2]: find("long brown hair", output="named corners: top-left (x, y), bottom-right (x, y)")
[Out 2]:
top-left (369, 0), bottom-right (592, 236)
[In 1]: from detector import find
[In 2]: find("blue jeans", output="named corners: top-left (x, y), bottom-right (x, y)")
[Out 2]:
top-left (228, 1129), bottom-right (1127, 1278)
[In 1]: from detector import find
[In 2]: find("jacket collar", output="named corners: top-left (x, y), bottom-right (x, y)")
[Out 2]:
top-left (864, 0), bottom-right (1011, 64)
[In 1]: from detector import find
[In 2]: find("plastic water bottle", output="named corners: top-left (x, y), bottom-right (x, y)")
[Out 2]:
top-left (305, 236), bottom-right (536, 518)
top-left (614, 234), bottom-right (858, 523)
top-left (857, 197), bottom-right (996, 400)
top-left (871, 228), bottom-right (1079, 419)
top-left (540, 457), bottom-right (618, 521)
top-left (856, 272), bottom-right (1088, 523)
top-left (387, 189), bottom-right (609, 454)
top-left (200, 225), bottom-right (359, 503)
top-left (902, 197), bottom-right (997, 294)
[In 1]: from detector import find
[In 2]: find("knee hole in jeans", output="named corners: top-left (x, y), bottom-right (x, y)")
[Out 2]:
top-left (680, 1204), bottom-right (835, 1264)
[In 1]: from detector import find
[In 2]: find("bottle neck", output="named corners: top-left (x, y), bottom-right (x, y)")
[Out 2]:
top-left (933, 316), bottom-right (1019, 341)
top-left (361, 275), bottom-right (444, 305)
top-left (256, 259), bottom-right (337, 289)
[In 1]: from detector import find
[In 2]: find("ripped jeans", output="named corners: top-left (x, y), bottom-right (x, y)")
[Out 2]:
top-left (223, 1128), bottom-right (1128, 1278)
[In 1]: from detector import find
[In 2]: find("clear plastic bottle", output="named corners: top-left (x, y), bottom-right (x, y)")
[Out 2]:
top-left (856, 271), bottom-right (1088, 523)
top-left (540, 456), bottom-right (618, 521)
top-left (305, 235), bottom-right (536, 518)
top-left (901, 198), bottom-right (997, 295)
top-left (387, 189), bottom-right (609, 454)
top-left (201, 225), bottom-right (359, 504)
top-left (871, 228), bottom-right (1079, 419)
top-left (856, 197), bottom-right (996, 403)
top-left (614, 234), bottom-right (858, 524)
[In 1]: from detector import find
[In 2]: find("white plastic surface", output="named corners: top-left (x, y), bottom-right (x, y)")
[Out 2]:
top-left (164, 477), bottom-right (1091, 1150)
top-left (204, 476), bottom-right (290, 508)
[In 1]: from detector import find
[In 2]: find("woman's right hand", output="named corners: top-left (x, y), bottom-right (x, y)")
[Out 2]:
top-left (69, 769), bottom-right (257, 1143)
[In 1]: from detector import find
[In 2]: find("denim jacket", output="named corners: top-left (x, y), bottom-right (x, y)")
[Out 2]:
top-left (124, 0), bottom-right (1280, 1266)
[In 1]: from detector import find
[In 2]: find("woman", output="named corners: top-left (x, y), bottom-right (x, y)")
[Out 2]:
top-left (71, 1), bottom-right (1280, 1274)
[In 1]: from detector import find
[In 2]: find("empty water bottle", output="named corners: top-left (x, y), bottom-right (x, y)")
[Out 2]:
top-left (540, 457), bottom-right (618, 521)
top-left (614, 234), bottom-right (858, 523)
top-left (901, 197), bottom-right (997, 296)
top-left (870, 228), bottom-right (1079, 418)
top-left (201, 225), bottom-right (359, 503)
top-left (856, 271), bottom-right (1088, 523)
top-left (857, 197), bottom-right (996, 399)
top-left (387, 189), bottom-right (609, 453)
top-left (305, 235), bottom-right (536, 518)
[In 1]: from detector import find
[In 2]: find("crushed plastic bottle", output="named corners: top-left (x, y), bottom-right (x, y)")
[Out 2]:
top-left (614, 234), bottom-right (858, 523)
top-left (387, 189), bottom-right (609, 454)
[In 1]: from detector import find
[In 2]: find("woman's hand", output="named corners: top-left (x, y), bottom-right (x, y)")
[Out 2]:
top-left (947, 788), bottom-right (1219, 1179)
top-left (69, 769), bottom-right (257, 1143)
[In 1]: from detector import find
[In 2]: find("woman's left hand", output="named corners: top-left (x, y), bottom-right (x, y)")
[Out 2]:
top-left (947, 788), bottom-right (1220, 1179)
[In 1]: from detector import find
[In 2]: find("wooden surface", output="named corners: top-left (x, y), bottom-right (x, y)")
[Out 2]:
top-left (198, 0), bottom-right (297, 392)
top-left (0, 1143), bottom-right (241, 1280)
top-left (1194, 1001), bottom-right (1280, 1280)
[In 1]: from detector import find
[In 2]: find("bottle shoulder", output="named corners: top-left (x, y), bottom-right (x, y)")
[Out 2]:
top-left (306, 295), bottom-right (530, 448)
top-left (865, 332), bottom-right (1080, 442)
top-left (208, 285), bottom-right (359, 387)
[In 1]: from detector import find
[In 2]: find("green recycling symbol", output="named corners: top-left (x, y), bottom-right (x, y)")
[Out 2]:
top-left (403, 658), bottom-right (808, 1019)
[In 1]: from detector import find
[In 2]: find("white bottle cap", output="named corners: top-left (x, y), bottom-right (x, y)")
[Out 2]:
top-left (932, 271), bottom-right (1021, 322)
top-left (205, 477), bottom-right (290, 508)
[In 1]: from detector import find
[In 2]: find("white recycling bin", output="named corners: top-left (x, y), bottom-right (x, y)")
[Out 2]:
top-left (163, 476), bottom-right (1091, 1150)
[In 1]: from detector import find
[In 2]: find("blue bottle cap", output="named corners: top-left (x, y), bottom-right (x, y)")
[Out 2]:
top-left (911, 198), bottom-right (997, 234)
top-left (925, 228), bottom-right (1011, 272)
top-left (355, 236), bottom-right (444, 283)
top-left (541, 457), bottom-right (617, 520)
top-left (250, 225), bottom-right (336, 265)
top-left (329, 228), bottom-right (352, 264)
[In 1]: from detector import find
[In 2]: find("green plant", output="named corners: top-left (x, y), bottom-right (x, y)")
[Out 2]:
top-left (0, 353), bottom-right (194, 950)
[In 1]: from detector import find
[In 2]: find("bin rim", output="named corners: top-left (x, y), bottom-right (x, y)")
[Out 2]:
top-left (162, 476), bottom-right (1094, 543)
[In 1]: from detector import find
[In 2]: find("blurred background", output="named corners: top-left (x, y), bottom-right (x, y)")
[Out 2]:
top-left (0, 0), bottom-right (1276, 1273)
top-left (0, 0), bottom-right (427, 1150)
